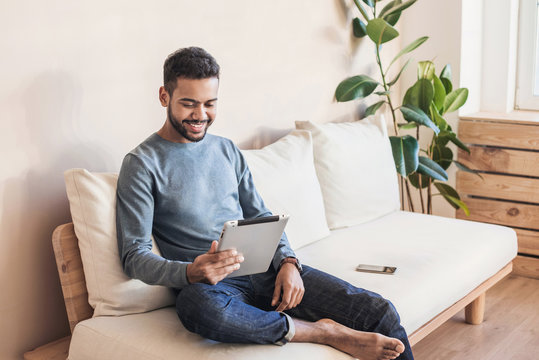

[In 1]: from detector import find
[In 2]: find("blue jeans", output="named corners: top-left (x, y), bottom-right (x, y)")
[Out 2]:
top-left (176, 265), bottom-right (414, 359)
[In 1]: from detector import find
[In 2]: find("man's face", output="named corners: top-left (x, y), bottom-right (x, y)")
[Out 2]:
top-left (160, 77), bottom-right (219, 143)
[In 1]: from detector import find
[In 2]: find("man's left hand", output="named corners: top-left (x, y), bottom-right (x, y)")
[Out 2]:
top-left (272, 262), bottom-right (304, 312)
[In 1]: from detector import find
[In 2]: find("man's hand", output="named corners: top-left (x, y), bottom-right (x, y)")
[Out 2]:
top-left (186, 241), bottom-right (244, 285)
top-left (272, 262), bottom-right (304, 312)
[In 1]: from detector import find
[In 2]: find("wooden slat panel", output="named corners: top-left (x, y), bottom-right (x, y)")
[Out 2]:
top-left (458, 147), bottom-right (539, 177)
top-left (456, 171), bottom-right (539, 203)
top-left (515, 229), bottom-right (539, 256)
top-left (459, 120), bottom-right (539, 150)
top-left (456, 198), bottom-right (539, 231)
top-left (52, 223), bottom-right (93, 333)
top-left (513, 255), bottom-right (539, 279)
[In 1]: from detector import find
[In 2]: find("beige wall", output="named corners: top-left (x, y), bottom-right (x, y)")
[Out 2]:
top-left (0, 1), bottom-right (386, 357)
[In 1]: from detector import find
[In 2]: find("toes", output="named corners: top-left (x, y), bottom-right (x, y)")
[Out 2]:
top-left (381, 349), bottom-right (400, 359)
top-left (391, 339), bottom-right (405, 353)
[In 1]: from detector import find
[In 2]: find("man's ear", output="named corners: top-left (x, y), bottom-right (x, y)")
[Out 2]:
top-left (159, 86), bottom-right (169, 107)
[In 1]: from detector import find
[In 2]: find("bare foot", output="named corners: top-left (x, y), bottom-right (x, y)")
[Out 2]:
top-left (293, 318), bottom-right (405, 360)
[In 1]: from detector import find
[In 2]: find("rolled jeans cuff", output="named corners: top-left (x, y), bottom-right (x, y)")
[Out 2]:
top-left (275, 312), bottom-right (295, 346)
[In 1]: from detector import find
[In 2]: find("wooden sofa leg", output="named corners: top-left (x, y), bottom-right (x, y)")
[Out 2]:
top-left (465, 293), bottom-right (486, 325)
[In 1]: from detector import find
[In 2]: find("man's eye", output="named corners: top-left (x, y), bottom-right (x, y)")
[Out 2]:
top-left (181, 103), bottom-right (195, 108)
top-left (205, 103), bottom-right (215, 108)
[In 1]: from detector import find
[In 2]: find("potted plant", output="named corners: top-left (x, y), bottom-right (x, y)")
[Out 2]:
top-left (335, 0), bottom-right (479, 215)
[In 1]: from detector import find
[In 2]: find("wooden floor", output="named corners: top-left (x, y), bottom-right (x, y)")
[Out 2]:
top-left (412, 275), bottom-right (539, 360)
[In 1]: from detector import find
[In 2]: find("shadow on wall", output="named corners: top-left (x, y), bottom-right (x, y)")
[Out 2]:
top-left (1, 71), bottom-right (111, 355)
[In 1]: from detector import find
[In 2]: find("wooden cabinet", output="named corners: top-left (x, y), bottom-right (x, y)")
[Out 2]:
top-left (456, 114), bottom-right (539, 279)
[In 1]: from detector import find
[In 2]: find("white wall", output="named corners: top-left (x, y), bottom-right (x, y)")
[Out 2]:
top-left (0, 1), bottom-right (382, 357)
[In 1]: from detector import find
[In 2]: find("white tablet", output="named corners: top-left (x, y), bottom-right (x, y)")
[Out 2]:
top-left (217, 214), bottom-right (289, 278)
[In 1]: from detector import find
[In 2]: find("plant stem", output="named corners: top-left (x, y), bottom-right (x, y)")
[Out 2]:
top-left (400, 176), bottom-right (405, 211)
top-left (404, 179), bottom-right (415, 212)
top-left (374, 44), bottom-right (399, 136)
top-left (416, 126), bottom-right (425, 212)
top-left (418, 176), bottom-right (425, 213)
top-left (427, 178), bottom-right (432, 214)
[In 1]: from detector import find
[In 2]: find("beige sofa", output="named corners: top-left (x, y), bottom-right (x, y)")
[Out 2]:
top-left (55, 117), bottom-right (517, 359)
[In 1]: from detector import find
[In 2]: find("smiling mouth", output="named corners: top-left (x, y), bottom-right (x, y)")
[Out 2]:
top-left (183, 120), bottom-right (210, 133)
top-left (183, 120), bottom-right (210, 125)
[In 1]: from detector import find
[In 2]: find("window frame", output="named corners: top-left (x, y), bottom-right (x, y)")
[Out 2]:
top-left (515, 0), bottom-right (539, 110)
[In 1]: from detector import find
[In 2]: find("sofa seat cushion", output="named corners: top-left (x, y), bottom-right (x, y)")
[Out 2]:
top-left (295, 211), bottom-right (518, 334)
top-left (69, 307), bottom-right (353, 360)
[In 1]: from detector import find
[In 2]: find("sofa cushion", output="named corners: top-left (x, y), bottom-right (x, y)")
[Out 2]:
top-left (69, 307), bottom-right (353, 360)
top-left (242, 130), bottom-right (330, 250)
top-left (295, 211), bottom-right (517, 334)
top-left (64, 169), bottom-right (175, 317)
top-left (296, 116), bottom-right (400, 229)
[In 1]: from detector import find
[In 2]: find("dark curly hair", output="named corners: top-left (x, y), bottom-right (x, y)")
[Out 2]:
top-left (163, 47), bottom-right (220, 95)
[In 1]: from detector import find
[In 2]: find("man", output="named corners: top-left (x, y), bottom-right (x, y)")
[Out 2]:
top-left (116, 47), bottom-right (413, 360)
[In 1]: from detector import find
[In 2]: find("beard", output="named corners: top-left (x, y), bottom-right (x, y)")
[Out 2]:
top-left (167, 106), bottom-right (213, 143)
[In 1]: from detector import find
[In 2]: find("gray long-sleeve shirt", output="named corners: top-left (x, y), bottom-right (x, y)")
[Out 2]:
top-left (116, 133), bottom-right (296, 289)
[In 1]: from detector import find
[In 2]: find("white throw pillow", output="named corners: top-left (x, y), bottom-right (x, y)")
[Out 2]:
top-left (64, 169), bottom-right (175, 317)
top-left (296, 116), bottom-right (400, 229)
top-left (242, 130), bottom-right (330, 249)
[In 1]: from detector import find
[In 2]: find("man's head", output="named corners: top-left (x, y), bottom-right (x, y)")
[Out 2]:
top-left (159, 47), bottom-right (220, 143)
top-left (163, 47), bottom-right (220, 96)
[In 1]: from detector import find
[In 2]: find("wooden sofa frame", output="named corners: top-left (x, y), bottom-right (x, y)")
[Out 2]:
top-left (52, 222), bottom-right (513, 352)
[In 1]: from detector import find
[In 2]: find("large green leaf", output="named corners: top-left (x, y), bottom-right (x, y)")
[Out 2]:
top-left (365, 100), bottom-right (386, 116)
top-left (389, 36), bottom-right (428, 68)
top-left (446, 195), bottom-right (470, 216)
top-left (453, 160), bottom-right (484, 179)
top-left (416, 156), bottom-right (448, 181)
top-left (380, 0), bottom-right (417, 18)
top-left (362, 0), bottom-right (375, 7)
top-left (434, 182), bottom-right (470, 215)
top-left (447, 132), bottom-right (470, 153)
top-left (418, 60), bottom-right (435, 80)
top-left (379, 0), bottom-right (402, 26)
top-left (403, 79), bottom-right (434, 115)
top-left (432, 144), bottom-right (453, 170)
top-left (429, 103), bottom-right (449, 131)
top-left (389, 135), bottom-right (419, 176)
top-left (443, 88), bottom-right (469, 114)
top-left (335, 75), bottom-right (379, 102)
top-left (388, 58), bottom-right (412, 86)
top-left (398, 122), bottom-right (417, 130)
top-left (385, 10), bottom-right (402, 26)
top-left (440, 64), bottom-right (452, 82)
top-left (353, 17), bottom-right (367, 38)
top-left (409, 173), bottom-right (429, 189)
top-left (353, 0), bottom-right (370, 21)
top-left (400, 104), bottom-right (440, 134)
top-left (432, 75), bottom-right (446, 110)
top-left (379, 0), bottom-right (399, 17)
top-left (366, 18), bottom-right (399, 45)
top-left (440, 64), bottom-right (452, 93)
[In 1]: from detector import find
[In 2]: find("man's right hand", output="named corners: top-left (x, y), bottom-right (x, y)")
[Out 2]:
top-left (186, 241), bottom-right (244, 285)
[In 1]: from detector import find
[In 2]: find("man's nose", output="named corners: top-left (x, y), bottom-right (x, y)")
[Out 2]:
top-left (192, 105), bottom-right (208, 120)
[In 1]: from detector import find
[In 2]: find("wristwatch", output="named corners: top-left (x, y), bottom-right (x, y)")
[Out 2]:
top-left (279, 257), bottom-right (303, 273)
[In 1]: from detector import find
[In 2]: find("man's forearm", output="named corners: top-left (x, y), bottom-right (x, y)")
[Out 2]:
top-left (123, 249), bottom-right (190, 289)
